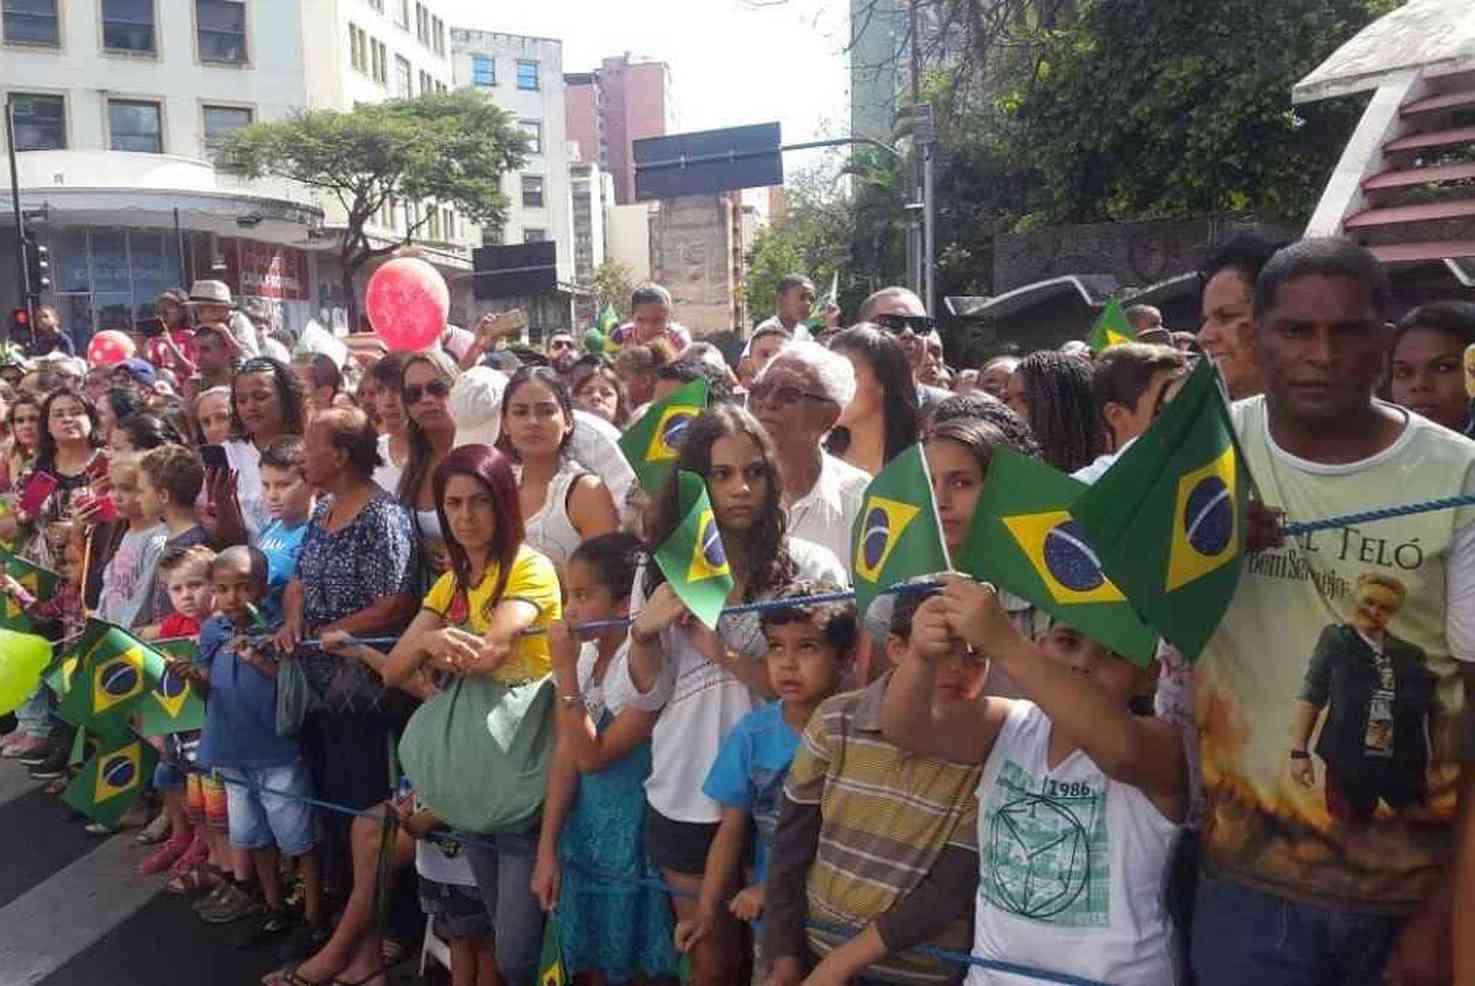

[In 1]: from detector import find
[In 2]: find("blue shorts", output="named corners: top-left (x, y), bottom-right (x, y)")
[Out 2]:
top-left (217, 761), bottom-right (316, 857)
top-left (152, 732), bottom-right (202, 791)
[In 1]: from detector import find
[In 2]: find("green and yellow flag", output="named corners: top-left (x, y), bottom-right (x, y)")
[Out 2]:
top-left (806, 272), bottom-right (839, 332)
top-left (597, 302), bottom-right (619, 336)
top-left (1, 551), bottom-right (60, 633)
top-left (137, 637), bottom-right (206, 737)
top-left (62, 734), bottom-right (158, 828)
top-left (538, 910), bottom-right (567, 986)
top-left (1087, 298), bottom-right (1135, 353)
top-left (619, 378), bottom-right (709, 494)
top-left (850, 443), bottom-right (950, 625)
top-left (957, 448), bottom-right (1159, 665)
top-left (653, 471), bottom-right (734, 631)
top-left (54, 619), bottom-right (167, 734)
top-left (1069, 359), bottom-right (1247, 662)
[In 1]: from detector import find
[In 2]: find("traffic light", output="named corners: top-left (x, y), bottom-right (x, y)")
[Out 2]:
top-left (21, 233), bottom-right (49, 299)
top-left (11, 307), bottom-right (30, 339)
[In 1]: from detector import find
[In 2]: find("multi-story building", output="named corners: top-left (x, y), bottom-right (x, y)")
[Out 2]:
top-left (650, 192), bottom-right (750, 337)
top-left (568, 157), bottom-right (609, 325)
top-left (565, 54), bottom-right (671, 206)
top-left (451, 27), bottom-right (574, 337)
top-left (0, 0), bottom-right (470, 344)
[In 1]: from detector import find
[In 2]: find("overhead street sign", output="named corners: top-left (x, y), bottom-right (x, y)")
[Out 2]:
top-left (633, 122), bottom-right (783, 201)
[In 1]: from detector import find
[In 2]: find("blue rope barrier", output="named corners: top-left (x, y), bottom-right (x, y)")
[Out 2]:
top-left (186, 766), bottom-right (1106, 985)
top-left (1279, 493), bottom-right (1475, 538)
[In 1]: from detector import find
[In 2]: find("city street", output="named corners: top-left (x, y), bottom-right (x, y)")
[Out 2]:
top-left (0, 761), bottom-right (424, 986)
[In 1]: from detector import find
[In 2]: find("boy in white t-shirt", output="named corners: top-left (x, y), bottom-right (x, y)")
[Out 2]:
top-left (882, 578), bottom-right (1187, 986)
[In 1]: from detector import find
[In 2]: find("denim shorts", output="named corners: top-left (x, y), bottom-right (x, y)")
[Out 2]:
top-left (419, 876), bottom-right (491, 941)
top-left (217, 761), bottom-right (316, 856)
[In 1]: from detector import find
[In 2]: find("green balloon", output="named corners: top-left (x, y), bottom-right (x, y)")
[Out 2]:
top-left (583, 328), bottom-right (605, 355)
top-left (0, 630), bottom-right (52, 716)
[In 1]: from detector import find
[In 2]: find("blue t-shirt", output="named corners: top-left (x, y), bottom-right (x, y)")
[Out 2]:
top-left (701, 700), bottom-right (801, 882)
top-left (196, 613), bottom-right (301, 770)
top-left (257, 519), bottom-right (308, 624)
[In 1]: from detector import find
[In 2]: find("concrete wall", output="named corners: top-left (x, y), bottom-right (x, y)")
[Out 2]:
top-left (564, 75), bottom-right (598, 176)
top-left (650, 194), bottom-right (738, 337)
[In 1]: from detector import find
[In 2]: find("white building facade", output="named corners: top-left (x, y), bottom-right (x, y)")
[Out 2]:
top-left (0, 0), bottom-right (471, 344)
top-left (450, 27), bottom-right (574, 336)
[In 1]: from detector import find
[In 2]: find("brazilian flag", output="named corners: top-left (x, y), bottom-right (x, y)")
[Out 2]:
top-left (957, 448), bottom-right (1158, 665)
top-left (618, 379), bottom-right (709, 494)
top-left (62, 734), bottom-right (158, 828)
top-left (0, 551), bottom-right (60, 633)
top-left (55, 619), bottom-right (166, 734)
top-left (538, 911), bottom-right (567, 986)
top-left (597, 302), bottom-right (619, 335)
top-left (850, 443), bottom-right (950, 625)
top-left (1070, 359), bottom-right (1247, 662)
top-left (653, 471), bottom-right (734, 631)
top-left (1086, 298), bottom-right (1135, 353)
top-left (138, 637), bottom-right (206, 737)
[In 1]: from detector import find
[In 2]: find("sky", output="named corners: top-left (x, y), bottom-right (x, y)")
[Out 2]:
top-left (441, 0), bottom-right (852, 177)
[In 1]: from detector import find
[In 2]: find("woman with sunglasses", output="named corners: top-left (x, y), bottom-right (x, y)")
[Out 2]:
top-left (398, 351), bottom-right (461, 579)
top-left (825, 325), bottom-right (921, 475)
top-left (213, 357), bottom-right (309, 545)
top-left (498, 367), bottom-right (619, 569)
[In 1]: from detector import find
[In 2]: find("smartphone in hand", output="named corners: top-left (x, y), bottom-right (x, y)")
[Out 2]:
top-left (18, 472), bottom-right (59, 515)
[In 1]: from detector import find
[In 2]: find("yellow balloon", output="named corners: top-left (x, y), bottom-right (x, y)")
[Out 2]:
top-left (0, 630), bottom-right (53, 716)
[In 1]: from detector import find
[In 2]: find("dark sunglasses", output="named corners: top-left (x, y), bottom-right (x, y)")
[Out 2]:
top-left (875, 313), bottom-right (936, 335)
top-left (403, 378), bottom-right (452, 404)
top-left (746, 381), bottom-right (833, 408)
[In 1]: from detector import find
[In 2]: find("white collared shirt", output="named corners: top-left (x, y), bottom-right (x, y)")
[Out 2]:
top-left (783, 451), bottom-right (868, 580)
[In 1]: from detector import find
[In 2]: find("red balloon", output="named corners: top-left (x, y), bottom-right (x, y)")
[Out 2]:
top-left (365, 258), bottom-right (450, 352)
top-left (87, 330), bottom-right (136, 367)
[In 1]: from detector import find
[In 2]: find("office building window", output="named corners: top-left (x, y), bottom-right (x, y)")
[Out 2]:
top-left (516, 59), bottom-right (539, 91)
top-left (203, 105), bottom-right (251, 159)
top-left (394, 0), bottom-right (407, 29)
top-left (2, 0), bottom-right (58, 44)
top-left (418, 69), bottom-right (431, 94)
top-left (9, 93), bottom-right (65, 150)
top-left (521, 175), bottom-right (545, 209)
top-left (481, 226), bottom-right (503, 247)
top-left (523, 228), bottom-right (547, 243)
top-left (394, 55), bottom-right (412, 98)
top-left (348, 23), bottom-right (366, 72)
top-left (371, 39), bottom-right (387, 83)
top-left (427, 207), bottom-right (441, 241)
top-left (197, 0), bottom-right (246, 63)
top-left (109, 99), bottom-right (163, 153)
top-left (519, 120), bottom-right (542, 155)
top-left (434, 80), bottom-right (446, 93)
top-left (366, 0), bottom-right (382, 10)
top-left (443, 208), bottom-right (455, 240)
top-left (432, 17), bottom-right (443, 56)
top-left (102, 0), bottom-right (155, 52)
top-left (471, 54), bottom-right (494, 87)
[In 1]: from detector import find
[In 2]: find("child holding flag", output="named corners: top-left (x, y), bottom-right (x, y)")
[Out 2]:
top-left (881, 579), bottom-right (1186, 986)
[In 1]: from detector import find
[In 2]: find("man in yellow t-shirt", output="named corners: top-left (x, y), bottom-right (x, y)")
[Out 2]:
top-left (1192, 238), bottom-right (1475, 986)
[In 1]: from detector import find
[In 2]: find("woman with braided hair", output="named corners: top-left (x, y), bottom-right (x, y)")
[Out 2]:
top-left (1003, 351), bottom-right (1106, 474)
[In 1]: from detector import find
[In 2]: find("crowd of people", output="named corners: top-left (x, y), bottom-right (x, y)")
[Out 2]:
top-left (1, 234), bottom-right (1474, 986)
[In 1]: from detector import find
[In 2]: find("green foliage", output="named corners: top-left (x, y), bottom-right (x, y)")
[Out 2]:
top-left (591, 259), bottom-right (635, 316)
top-left (219, 90), bottom-right (527, 322)
top-left (993, 0), bottom-right (1398, 228)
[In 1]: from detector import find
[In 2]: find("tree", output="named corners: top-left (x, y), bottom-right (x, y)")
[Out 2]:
top-left (220, 90), bottom-right (527, 328)
top-left (591, 259), bottom-right (635, 316)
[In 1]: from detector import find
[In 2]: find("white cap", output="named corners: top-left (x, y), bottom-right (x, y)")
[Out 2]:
top-left (449, 365), bottom-right (507, 447)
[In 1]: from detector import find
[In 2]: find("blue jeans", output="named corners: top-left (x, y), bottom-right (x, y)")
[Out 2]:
top-left (1192, 875), bottom-right (1403, 986)
top-left (15, 685), bottom-right (53, 740)
top-left (457, 827), bottom-right (543, 984)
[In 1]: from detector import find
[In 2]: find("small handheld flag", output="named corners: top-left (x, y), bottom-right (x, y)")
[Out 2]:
top-left (850, 444), bottom-right (950, 624)
top-left (62, 734), bottom-right (158, 828)
top-left (138, 637), bottom-right (206, 737)
top-left (1069, 359), bottom-right (1248, 662)
top-left (619, 379), bottom-right (709, 494)
top-left (653, 471), bottom-right (734, 631)
top-left (597, 302), bottom-right (619, 336)
top-left (957, 448), bottom-right (1158, 665)
top-left (55, 619), bottom-right (169, 733)
top-left (539, 911), bottom-right (567, 986)
top-left (806, 272), bottom-right (839, 332)
top-left (1087, 298), bottom-right (1135, 353)
top-left (0, 551), bottom-right (60, 633)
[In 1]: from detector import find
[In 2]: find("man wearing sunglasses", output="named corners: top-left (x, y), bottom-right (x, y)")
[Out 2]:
top-left (746, 342), bottom-right (869, 567)
top-left (545, 332), bottom-right (578, 374)
top-left (857, 286), bottom-right (952, 407)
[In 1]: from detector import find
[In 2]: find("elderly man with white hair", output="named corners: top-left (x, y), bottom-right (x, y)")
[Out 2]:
top-left (748, 340), bottom-right (869, 569)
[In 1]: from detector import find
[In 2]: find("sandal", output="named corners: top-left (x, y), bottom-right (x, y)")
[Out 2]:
top-left (262, 966), bottom-right (325, 986)
top-left (166, 863), bottom-right (222, 896)
top-left (332, 964), bottom-right (394, 986)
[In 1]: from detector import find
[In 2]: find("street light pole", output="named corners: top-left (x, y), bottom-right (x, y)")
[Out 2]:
top-left (5, 97), bottom-right (28, 332)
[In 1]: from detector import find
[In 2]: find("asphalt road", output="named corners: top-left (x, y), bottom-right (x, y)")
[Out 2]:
top-left (0, 760), bottom-right (433, 986)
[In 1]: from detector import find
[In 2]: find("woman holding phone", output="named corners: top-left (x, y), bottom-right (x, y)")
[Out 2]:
top-left (210, 357), bottom-right (308, 546)
top-left (16, 388), bottom-right (108, 568)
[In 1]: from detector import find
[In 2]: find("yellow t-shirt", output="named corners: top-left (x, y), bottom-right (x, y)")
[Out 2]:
top-left (422, 544), bottom-right (561, 683)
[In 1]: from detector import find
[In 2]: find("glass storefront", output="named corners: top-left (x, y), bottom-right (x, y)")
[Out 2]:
top-left (48, 226), bottom-right (191, 349)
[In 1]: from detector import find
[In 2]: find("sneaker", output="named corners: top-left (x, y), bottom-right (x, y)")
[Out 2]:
top-left (276, 923), bottom-right (331, 964)
top-left (6, 734), bottom-right (50, 762)
top-left (136, 811), bottom-right (172, 845)
top-left (232, 908), bottom-right (295, 949)
top-left (191, 878), bottom-right (234, 912)
top-left (139, 834), bottom-right (193, 875)
top-left (28, 741), bottom-right (70, 779)
top-left (0, 711), bottom-right (17, 736)
top-left (197, 880), bottom-right (265, 925)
